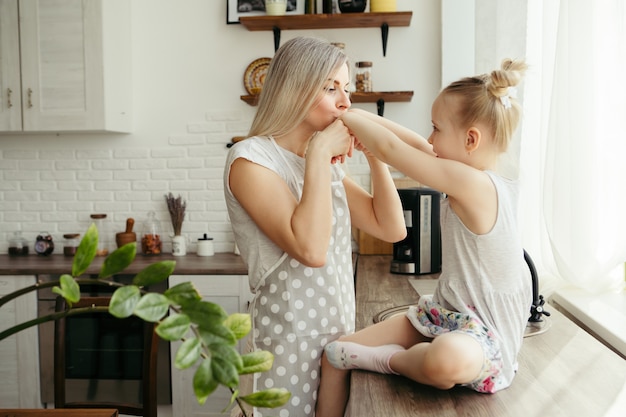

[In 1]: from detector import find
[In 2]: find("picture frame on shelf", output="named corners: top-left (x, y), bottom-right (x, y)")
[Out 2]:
top-left (227, 0), bottom-right (304, 24)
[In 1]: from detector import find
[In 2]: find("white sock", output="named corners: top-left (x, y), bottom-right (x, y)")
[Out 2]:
top-left (324, 341), bottom-right (404, 375)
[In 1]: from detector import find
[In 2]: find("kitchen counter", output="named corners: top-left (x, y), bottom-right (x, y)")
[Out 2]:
top-left (0, 253), bottom-right (247, 276)
top-left (350, 255), bottom-right (626, 417)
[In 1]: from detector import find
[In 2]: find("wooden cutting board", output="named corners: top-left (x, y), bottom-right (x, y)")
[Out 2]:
top-left (357, 167), bottom-right (422, 255)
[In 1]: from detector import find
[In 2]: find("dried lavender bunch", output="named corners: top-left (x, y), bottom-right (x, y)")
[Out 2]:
top-left (165, 192), bottom-right (186, 236)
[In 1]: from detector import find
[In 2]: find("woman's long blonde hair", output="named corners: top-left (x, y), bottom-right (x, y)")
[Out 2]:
top-left (442, 58), bottom-right (528, 153)
top-left (248, 37), bottom-right (349, 138)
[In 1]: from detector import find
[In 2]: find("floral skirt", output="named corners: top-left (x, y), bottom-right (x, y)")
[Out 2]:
top-left (406, 295), bottom-right (508, 393)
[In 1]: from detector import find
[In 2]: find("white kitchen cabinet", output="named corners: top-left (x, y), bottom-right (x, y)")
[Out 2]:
top-left (0, 0), bottom-right (131, 133)
top-left (0, 275), bottom-right (41, 408)
top-left (169, 275), bottom-right (253, 417)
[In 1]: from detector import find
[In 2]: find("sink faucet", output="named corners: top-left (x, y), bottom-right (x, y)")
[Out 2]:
top-left (524, 250), bottom-right (551, 323)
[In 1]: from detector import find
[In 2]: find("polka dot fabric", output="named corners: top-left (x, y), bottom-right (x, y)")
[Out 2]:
top-left (251, 181), bottom-right (355, 416)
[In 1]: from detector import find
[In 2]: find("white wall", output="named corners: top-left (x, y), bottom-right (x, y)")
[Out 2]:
top-left (0, 0), bottom-right (441, 254)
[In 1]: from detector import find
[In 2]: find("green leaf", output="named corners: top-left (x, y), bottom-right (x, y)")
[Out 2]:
top-left (240, 351), bottom-right (274, 375)
top-left (240, 388), bottom-right (291, 408)
top-left (134, 292), bottom-right (170, 322)
top-left (211, 356), bottom-right (239, 389)
top-left (223, 313), bottom-right (251, 340)
top-left (72, 223), bottom-right (98, 277)
top-left (175, 337), bottom-right (202, 370)
top-left (182, 300), bottom-right (228, 325)
top-left (109, 286), bottom-right (141, 318)
top-left (156, 313), bottom-right (191, 341)
top-left (99, 243), bottom-right (136, 279)
top-left (192, 358), bottom-right (218, 405)
top-left (164, 282), bottom-right (201, 307)
top-left (51, 274), bottom-right (81, 304)
top-left (133, 261), bottom-right (176, 287)
top-left (198, 323), bottom-right (237, 346)
top-left (208, 343), bottom-right (243, 372)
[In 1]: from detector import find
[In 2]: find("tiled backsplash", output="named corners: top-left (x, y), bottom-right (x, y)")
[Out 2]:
top-left (0, 109), bottom-right (372, 255)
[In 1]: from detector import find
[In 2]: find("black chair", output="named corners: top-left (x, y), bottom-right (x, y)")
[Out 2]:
top-left (54, 296), bottom-right (158, 417)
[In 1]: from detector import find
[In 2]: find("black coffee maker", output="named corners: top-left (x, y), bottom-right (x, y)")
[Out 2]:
top-left (391, 187), bottom-right (442, 275)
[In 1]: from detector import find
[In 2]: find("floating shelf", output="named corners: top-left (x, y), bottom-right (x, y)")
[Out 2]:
top-left (349, 91), bottom-right (414, 103)
top-left (241, 91), bottom-right (413, 116)
top-left (239, 12), bottom-right (412, 55)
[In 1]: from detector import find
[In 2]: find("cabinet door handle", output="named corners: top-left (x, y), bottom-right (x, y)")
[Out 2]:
top-left (6, 88), bottom-right (12, 108)
top-left (27, 88), bottom-right (33, 108)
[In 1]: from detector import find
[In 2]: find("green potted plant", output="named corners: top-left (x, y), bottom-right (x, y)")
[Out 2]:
top-left (0, 223), bottom-right (289, 416)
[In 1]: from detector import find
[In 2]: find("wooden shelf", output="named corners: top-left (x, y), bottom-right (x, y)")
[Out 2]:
top-left (240, 95), bottom-right (259, 105)
top-left (239, 12), bottom-right (412, 55)
top-left (241, 91), bottom-right (413, 116)
top-left (349, 91), bottom-right (413, 103)
top-left (239, 12), bottom-right (412, 31)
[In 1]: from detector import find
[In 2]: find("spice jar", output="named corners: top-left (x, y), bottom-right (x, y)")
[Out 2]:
top-left (8, 231), bottom-right (29, 256)
top-left (90, 214), bottom-right (109, 256)
top-left (141, 211), bottom-right (162, 255)
top-left (34, 232), bottom-right (54, 256)
top-left (63, 234), bottom-right (80, 257)
top-left (355, 61), bottom-right (373, 92)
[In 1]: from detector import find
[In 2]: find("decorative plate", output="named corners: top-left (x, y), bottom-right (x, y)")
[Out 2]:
top-left (243, 57), bottom-right (271, 95)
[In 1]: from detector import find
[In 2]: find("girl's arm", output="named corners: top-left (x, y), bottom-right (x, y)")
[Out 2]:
top-left (347, 108), bottom-right (434, 155)
top-left (341, 111), bottom-right (497, 235)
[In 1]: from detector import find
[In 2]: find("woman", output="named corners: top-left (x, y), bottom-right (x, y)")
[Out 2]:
top-left (223, 36), bottom-right (412, 416)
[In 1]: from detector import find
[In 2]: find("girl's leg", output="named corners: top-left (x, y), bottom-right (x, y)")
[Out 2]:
top-left (316, 315), bottom-right (424, 416)
top-left (391, 332), bottom-right (484, 389)
top-left (326, 317), bottom-right (485, 390)
top-left (341, 314), bottom-right (427, 347)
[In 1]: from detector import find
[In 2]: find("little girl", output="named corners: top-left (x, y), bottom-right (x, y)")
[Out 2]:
top-left (323, 59), bottom-right (532, 406)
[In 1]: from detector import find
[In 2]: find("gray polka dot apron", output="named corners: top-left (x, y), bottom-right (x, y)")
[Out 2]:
top-left (250, 142), bottom-right (355, 417)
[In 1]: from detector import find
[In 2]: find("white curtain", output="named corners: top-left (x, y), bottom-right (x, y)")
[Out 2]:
top-left (521, 0), bottom-right (626, 294)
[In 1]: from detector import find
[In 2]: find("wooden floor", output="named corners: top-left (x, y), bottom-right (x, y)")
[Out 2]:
top-left (349, 255), bottom-right (626, 417)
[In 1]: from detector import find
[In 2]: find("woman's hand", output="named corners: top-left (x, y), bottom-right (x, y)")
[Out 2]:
top-left (309, 119), bottom-right (354, 164)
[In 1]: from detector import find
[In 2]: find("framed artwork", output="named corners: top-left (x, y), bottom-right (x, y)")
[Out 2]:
top-left (227, 0), bottom-right (303, 24)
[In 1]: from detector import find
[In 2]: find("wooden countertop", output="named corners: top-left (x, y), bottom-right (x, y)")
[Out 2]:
top-left (351, 255), bottom-right (626, 417)
top-left (0, 253), bottom-right (247, 276)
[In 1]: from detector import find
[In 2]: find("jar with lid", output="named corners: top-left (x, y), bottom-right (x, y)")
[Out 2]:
top-left (8, 231), bottom-right (29, 256)
top-left (141, 211), bottom-right (162, 255)
top-left (63, 233), bottom-right (80, 257)
top-left (197, 234), bottom-right (214, 257)
top-left (34, 232), bottom-right (54, 256)
top-left (90, 214), bottom-right (110, 256)
top-left (355, 61), bottom-right (373, 92)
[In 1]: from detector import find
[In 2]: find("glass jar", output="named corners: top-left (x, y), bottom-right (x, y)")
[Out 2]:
top-left (34, 232), bottom-right (55, 256)
top-left (63, 233), bottom-right (80, 257)
top-left (355, 61), bottom-right (373, 92)
top-left (90, 213), bottom-right (109, 256)
top-left (8, 231), bottom-right (29, 256)
top-left (141, 211), bottom-right (162, 255)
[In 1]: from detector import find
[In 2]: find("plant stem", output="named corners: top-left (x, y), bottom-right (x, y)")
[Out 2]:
top-left (0, 278), bottom-right (125, 308)
top-left (0, 305), bottom-right (109, 341)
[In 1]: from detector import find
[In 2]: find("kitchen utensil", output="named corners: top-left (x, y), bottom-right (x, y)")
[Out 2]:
top-left (116, 217), bottom-right (137, 248)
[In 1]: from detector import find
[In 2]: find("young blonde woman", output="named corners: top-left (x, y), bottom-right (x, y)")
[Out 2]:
top-left (324, 59), bottom-right (531, 410)
top-left (224, 36), bottom-right (409, 417)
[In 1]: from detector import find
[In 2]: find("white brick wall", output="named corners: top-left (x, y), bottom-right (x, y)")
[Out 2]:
top-left (0, 109), bottom-right (373, 255)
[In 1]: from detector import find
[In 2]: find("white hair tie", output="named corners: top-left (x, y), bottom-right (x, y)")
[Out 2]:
top-left (500, 86), bottom-right (517, 109)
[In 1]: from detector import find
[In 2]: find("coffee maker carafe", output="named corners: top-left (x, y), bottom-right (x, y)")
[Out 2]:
top-left (391, 187), bottom-right (442, 275)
